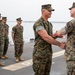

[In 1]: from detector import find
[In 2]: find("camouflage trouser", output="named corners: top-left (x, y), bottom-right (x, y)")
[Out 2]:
top-left (0, 37), bottom-right (4, 57)
top-left (3, 38), bottom-right (9, 55)
top-left (33, 55), bottom-right (52, 75)
top-left (66, 61), bottom-right (75, 75)
top-left (14, 42), bottom-right (23, 57)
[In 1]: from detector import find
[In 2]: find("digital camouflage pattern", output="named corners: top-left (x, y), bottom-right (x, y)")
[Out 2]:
top-left (69, 2), bottom-right (75, 10)
top-left (66, 61), bottom-right (75, 75)
top-left (14, 43), bottom-right (23, 57)
top-left (0, 23), bottom-right (5, 37)
top-left (65, 19), bottom-right (75, 61)
top-left (0, 20), bottom-right (1, 23)
top-left (3, 24), bottom-right (9, 55)
top-left (0, 23), bottom-right (5, 57)
top-left (12, 25), bottom-right (23, 43)
top-left (12, 25), bottom-right (23, 57)
top-left (4, 24), bottom-right (9, 39)
top-left (33, 17), bottom-right (53, 75)
top-left (64, 19), bottom-right (75, 75)
top-left (42, 4), bottom-right (55, 11)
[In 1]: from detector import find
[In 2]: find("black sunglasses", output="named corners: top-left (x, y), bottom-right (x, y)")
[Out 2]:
top-left (47, 10), bottom-right (52, 12)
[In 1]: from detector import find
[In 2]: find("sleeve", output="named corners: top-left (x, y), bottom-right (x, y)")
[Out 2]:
top-left (12, 27), bottom-right (15, 34)
top-left (66, 21), bottom-right (74, 33)
top-left (36, 26), bottom-right (45, 32)
top-left (61, 26), bottom-right (67, 35)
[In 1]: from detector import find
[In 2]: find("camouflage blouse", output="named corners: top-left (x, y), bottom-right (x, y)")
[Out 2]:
top-left (12, 25), bottom-right (23, 43)
top-left (33, 17), bottom-right (53, 58)
top-left (61, 19), bottom-right (75, 61)
top-left (3, 24), bottom-right (9, 39)
top-left (0, 23), bottom-right (5, 37)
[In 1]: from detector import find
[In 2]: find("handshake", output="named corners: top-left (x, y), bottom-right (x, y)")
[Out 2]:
top-left (53, 30), bottom-right (66, 49)
top-left (59, 42), bottom-right (66, 49)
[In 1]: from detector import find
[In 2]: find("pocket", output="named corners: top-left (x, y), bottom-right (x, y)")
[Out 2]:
top-left (34, 49), bottom-right (48, 59)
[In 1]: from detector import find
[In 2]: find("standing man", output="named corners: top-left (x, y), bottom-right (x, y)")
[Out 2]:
top-left (1, 17), bottom-right (9, 59)
top-left (0, 13), bottom-right (2, 23)
top-left (0, 17), bottom-right (6, 66)
top-left (53, 2), bottom-right (75, 75)
top-left (12, 18), bottom-right (24, 62)
top-left (33, 4), bottom-right (64, 75)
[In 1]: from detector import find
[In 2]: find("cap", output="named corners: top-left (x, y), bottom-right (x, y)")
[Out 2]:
top-left (2, 17), bottom-right (7, 20)
top-left (69, 2), bottom-right (75, 10)
top-left (16, 18), bottom-right (22, 21)
top-left (42, 4), bottom-right (55, 11)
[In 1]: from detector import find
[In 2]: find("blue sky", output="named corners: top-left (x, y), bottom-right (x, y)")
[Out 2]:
top-left (0, 0), bottom-right (75, 21)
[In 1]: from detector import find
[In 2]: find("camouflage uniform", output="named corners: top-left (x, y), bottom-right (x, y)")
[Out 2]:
top-left (0, 23), bottom-right (5, 57)
top-left (3, 24), bottom-right (9, 56)
top-left (0, 20), bottom-right (1, 23)
top-left (61, 19), bottom-right (75, 75)
top-left (0, 14), bottom-right (1, 23)
top-left (33, 17), bottom-right (53, 75)
top-left (12, 25), bottom-right (23, 58)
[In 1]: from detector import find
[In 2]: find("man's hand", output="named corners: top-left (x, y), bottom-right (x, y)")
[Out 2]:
top-left (53, 32), bottom-right (63, 38)
top-left (53, 30), bottom-right (64, 38)
top-left (59, 42), bottom-right (66, 49)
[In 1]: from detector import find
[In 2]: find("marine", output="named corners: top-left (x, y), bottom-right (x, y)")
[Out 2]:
top-left (12, 18), bottom-right (24, 62)
top-left (53, 2), bottom-right (75, 75)
top-left (1, 17), bottom-right (9, 59)
top-left (0, 17), bottom-right (6, 66)
top-left (33, 4), bottom-right (64, 75)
